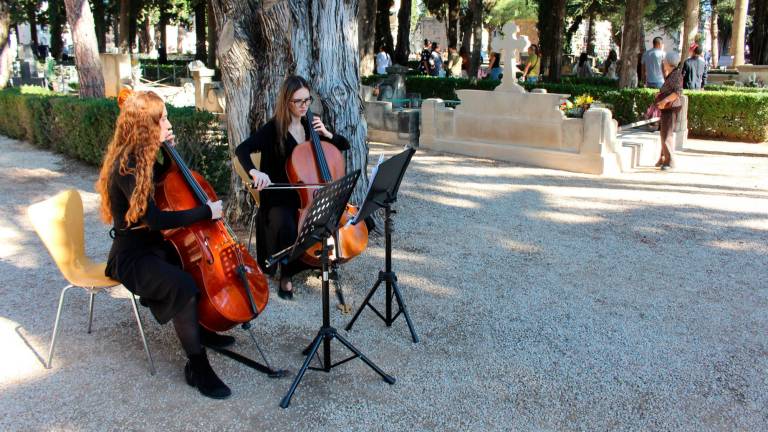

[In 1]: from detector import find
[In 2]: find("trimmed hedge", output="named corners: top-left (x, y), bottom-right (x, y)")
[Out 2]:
top-left (0, 87), bottom-right (230, 193)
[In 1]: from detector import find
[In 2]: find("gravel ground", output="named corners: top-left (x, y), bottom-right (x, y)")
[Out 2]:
top-left (1, 135), bottom-right (767, 431)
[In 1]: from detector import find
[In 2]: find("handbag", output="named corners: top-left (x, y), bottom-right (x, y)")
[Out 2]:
top-left (645, 103), bottom-right (661, 119)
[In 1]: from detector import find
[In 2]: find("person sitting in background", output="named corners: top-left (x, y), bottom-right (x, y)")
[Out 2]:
top-left (446, 45), bottom-right (462, 77)
top-left (575, 52), bottom-right (594, 78)
top-left (682, 44), bottom-right (708, 89)
top-left (603, 49), bottom-right (618, 80)
top-left (521, 44), bottom-right (541, 83)
top-left (488, 51), bottom-right (502, 80)
top-left (459, 47), bottom-right (470, 78)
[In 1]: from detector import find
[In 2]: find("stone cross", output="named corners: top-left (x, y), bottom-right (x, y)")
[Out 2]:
top-left (496, 22), bottom-right (530, 92)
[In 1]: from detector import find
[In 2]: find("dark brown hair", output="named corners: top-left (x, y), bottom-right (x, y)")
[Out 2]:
top-left (274, 75), bottom-right (311, 155)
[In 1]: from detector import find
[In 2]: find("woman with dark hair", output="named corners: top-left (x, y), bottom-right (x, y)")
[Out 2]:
top-left (575, 52), bottom-right (594, 78)
top-left (654, 51), bottom-right (683, 170)
top-left (98, 91), bottom-right (232, 399)
top-left (603, 49), bottom-right (618, 79)
top-left (235, 76), bottom-right (350, 299)
top-left (488, 51), bottom-right (502, 80)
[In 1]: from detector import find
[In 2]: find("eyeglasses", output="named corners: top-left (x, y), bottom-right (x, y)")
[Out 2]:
top-left (290, 96), bottom-right (314, 107)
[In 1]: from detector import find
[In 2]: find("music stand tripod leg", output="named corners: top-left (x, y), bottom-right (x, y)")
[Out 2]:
top-left (334, 332), bottom-right (396, 384)
top-left (280, 330), bottom-right (324, 408)
top-left (390, 278), bottom-right (419, 343)
top-left (345, 272), bottom-right (385, 331)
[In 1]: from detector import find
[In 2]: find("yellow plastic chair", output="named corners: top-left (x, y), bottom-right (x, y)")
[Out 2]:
top-left (28, 189), bottom-right (155, 375)
top-left (232, 154), bottom-right (261, 253)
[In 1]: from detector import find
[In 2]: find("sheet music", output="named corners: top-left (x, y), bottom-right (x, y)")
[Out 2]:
top-left (350, 154), bottom-right (385, 225)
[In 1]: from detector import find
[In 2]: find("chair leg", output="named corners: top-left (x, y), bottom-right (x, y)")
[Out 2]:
top-left (247, 202), bottom-right (259, 254)
top-left (47, 284), bottom-right (75, 369)
top-left (86, 291), bottom-right (95, 334)
top-left (130, 294), bottom-right (156, 376)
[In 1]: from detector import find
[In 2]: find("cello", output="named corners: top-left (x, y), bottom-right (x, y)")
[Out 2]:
top-left (285, 109), bottom-right (368, 267)
top-left (155, 141), bottom-right (269, 332)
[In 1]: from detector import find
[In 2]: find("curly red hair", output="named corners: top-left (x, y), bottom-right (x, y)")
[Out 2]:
top-left (97, 91), bottom-right (165, 225)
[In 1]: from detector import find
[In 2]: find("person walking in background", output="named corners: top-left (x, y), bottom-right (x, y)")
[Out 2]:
top-left (446, 45), bottom-right (462, 77)
top-left (419, 39), bottom-right (433, 75)
top-left (682, 44), bottom-right (708, 89)
top-left (654, 51), bottom-right (683, 171)
top-left (459, 47), bottom-right (470, 78)
top-left (375, 45), bottom-right (391, 75)
top-left (521, 44), bottom-right (541, 83)
top-left (642, 37), bottom-right (666, 88)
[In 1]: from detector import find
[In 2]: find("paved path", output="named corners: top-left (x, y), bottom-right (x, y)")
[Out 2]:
top-left (0, 135), bottom-right (766, 431)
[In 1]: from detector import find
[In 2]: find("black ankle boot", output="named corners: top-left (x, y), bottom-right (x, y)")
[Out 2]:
top-left (200, 329), bottom-right (236, 349)
top-left (185, 350), bottom-right (231, 399)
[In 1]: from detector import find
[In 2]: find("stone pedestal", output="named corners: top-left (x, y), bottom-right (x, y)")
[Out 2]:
top-left (191, 66), bottom-right (215, 111)
top-left (100, 53), bottom-right (132, 98)
top-left (736, 65), bottom-right (768, 84)
top-left (420, 88), bottom-right (623, 175)
top-left (203, 82), bottom-right (226, 113)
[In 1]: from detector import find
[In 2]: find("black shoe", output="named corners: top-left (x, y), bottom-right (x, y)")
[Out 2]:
top-left (277, 287), bottom-right (294, 300)
top-left (185, 350), bottom-right (231, 399)
top-left (278, 277), bottom-right (294, 300)
top-left (655, 160), bottom-right (664, 168)
top-left (200, 329), bottom-right (236, 349)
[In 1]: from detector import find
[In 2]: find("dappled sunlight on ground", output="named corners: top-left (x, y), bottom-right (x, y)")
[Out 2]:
top-left (529, 211), bottom-right (606, 225)
top-left (0, 317), bottom-right (47, 388)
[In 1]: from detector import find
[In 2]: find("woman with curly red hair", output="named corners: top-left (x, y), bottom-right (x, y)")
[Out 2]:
top-left (96, 91), bottom-right (231, 399)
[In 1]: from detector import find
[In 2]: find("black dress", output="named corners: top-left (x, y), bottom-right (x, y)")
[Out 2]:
top-left (235, 117), bottom-right (350, 277)
top-left (105, 150), bottom-right (212, 324)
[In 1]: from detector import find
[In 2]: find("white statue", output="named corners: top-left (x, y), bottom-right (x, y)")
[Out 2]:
top-left (496, 22), bottom-right (530, 93)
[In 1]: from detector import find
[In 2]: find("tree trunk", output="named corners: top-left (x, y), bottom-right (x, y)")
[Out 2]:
top-left (118, 0), bottom-right (130, 53)
top-left (585, 12), bottom-right (595, 56)
top-left (50, 0), bottom-right (67, 60)
top-left (486, 24), bottom-right (494, 57)
top-left (359, 0), bottom-right (376, 74)
top-left (546, 0), bottom-right (567, 82)
top-left (682, 0), bottom-right (699, 54)
top-left (619, 0), bottom-right (647, 88)
top-left (194, 0), bottom-right (207, 62)
top-left (158, 0), bottom-right (169, 64)
top-left (63, 0), bottom-right (105, 97)
top-left (469, 0), bottom-right (483, 78)
top-left (93, 0), bottom-right (107, 52)
top-left (129, 0), bottom-right (141, 52)
top-left (210, 0), bottom-right (370, 220)
top-left (26, 1), bottom-right (39, 56)
top-left (750, 0), bottom-right (768, 64)
top-left (446, 0), bottom-right (459, 48)
top-left (0, 1), bottom-right (12, 89)
top-left (394, 0), bottom-right (411, 64)
top-left (710, 0), bottom-right (719, 67)
top-left (460, 7), bottom-right (472, 54)
top-left (374, 0), bottom-right (394, 53)
top-left (730, 0), bottom-right (748, 66)
top-left (138, 12), bottom-right (152, 54)
top-left (206, 0), bottom-right (217, 67)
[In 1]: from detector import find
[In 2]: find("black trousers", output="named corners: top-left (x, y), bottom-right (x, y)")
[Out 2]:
top-left (256, 206), bottom-right (307, 278)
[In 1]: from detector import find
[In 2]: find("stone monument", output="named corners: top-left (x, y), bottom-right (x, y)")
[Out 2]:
top-left (420, 22), bottom-right (626, 175)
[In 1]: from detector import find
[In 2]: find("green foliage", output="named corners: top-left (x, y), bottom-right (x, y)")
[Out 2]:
top-left (0, 88), bottom-right (231, 193)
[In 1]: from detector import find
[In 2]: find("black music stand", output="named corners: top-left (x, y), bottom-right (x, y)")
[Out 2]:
top-left (267, 171), bottom-right (395, 409)
top-left (345, 148), bottom-right (419, 343)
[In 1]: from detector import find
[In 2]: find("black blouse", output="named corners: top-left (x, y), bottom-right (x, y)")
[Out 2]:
top-left (235, 117), bottom-right (350, 209)
top-left (107, 148), bottom-right (212, 257)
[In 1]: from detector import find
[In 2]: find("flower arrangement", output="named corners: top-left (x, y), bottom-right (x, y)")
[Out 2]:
top-left (560, 94), bottom-right (596, 118)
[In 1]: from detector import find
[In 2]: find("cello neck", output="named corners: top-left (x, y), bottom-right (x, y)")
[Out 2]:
top-left (306, 108), bottom-right (333, 183)
top-left (161, 141), bottom-right (210, 205)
